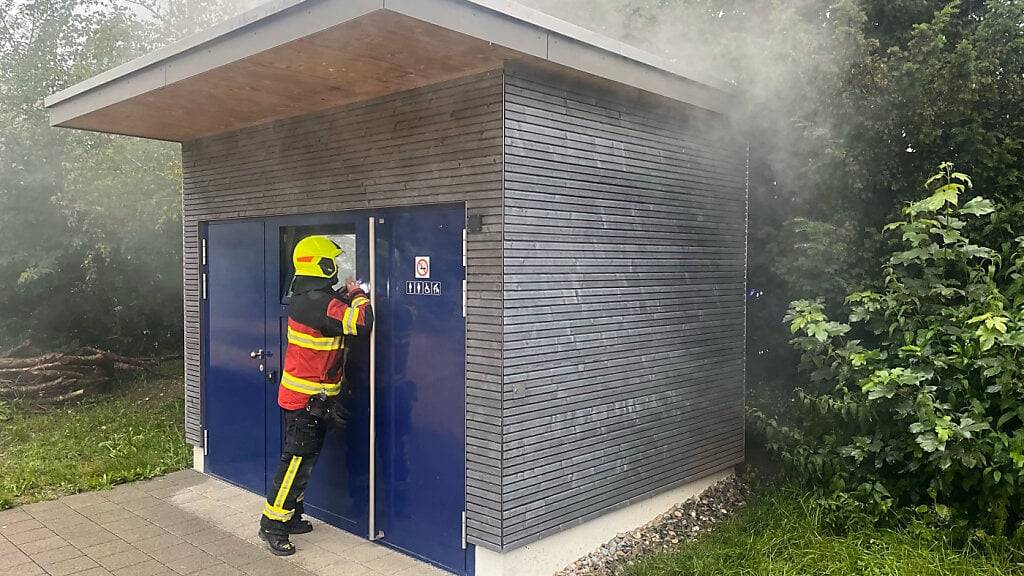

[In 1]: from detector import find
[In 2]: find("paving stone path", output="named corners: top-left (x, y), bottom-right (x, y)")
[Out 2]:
top-left (0, 469), bottom-right (446, 576)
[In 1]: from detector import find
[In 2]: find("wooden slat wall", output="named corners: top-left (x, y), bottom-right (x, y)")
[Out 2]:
top-left (181, 63), bottom-right (745, 551)
top-left (500, 68), bottom-right (747, 548)
top-left (180, 70), bottom-right (505, 548)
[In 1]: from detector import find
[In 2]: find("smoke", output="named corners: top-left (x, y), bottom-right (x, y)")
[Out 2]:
top-left (516, 0), bottom-right (868, 176)
top-left (509, 0), bottom-right (874, 240)
top-left (514, 0), bottom-right (883, 396)
top-left (120, 0), bottom-right (267, 45)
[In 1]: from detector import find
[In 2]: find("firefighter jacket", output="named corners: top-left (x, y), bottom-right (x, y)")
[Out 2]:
top-left (278, 284), bottom-right (373, 410)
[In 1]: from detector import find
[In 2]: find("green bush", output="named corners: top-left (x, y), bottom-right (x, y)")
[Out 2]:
top-left (751, 163), bottom-right (1024, 537)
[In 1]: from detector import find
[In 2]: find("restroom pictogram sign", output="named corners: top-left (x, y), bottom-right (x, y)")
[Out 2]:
top-left (415, 256), bottom-right (431, 279)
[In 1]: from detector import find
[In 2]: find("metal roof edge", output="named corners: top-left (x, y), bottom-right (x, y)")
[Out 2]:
top-left (45, 0), bottom-right (734, 115)
top-left (44, 0), bottom-right (383, 108)
top-left (458, 0), bottom-right (734, 93)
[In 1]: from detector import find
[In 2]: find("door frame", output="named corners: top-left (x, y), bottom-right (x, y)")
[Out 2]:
top-left (263, 211), bottom-right (373, 535)
top-left (199, 205), bottom-right (472, 575)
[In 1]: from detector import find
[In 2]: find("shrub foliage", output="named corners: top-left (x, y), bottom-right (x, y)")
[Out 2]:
top-left (752, 163), bottom-right (1024, 536)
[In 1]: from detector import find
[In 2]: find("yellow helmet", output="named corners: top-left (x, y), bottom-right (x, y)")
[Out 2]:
top-left (293, 236), bottom-right (342, 279)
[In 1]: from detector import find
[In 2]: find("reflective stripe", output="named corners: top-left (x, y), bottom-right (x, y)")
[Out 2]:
top-left (342, 307), bottom-right (357, 335)
top-left (281, 371), bottom-right (341, 396)
top-left (287, 327), bottom-right (342, 351)
top-left (262, 502), bottom-right (293, 522)
top-left (343, 297), bottom-right (369, 335)
top-left (274, 456), bottom-right (303, 509)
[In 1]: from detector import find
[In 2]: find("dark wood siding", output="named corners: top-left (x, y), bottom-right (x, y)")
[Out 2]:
top-left (181, 63), bottom-right (745, 551)
top-left (180, 71), bottom-right (505, 548)
top-left (500, 68), bottom-right (747, 548)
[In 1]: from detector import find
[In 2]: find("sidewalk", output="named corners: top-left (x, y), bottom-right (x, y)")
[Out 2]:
top-left (0, 470), bottom-right (446, 576)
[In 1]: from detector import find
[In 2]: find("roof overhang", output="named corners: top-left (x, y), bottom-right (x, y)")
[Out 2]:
top-left (45, 0), bottom-right (736, 142)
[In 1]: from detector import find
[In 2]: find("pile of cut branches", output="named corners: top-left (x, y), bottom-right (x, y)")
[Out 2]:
top-left (0, 342), bottom-right (157, 406)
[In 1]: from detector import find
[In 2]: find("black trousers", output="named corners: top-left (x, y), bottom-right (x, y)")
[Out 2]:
top-left (260, 408), bottom-right (327, 534)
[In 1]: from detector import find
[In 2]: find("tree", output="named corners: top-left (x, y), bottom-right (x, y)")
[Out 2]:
top-left (0, 0), bottom-right (254, 352)
top-left (754, 163), bottom-right (1024, 538)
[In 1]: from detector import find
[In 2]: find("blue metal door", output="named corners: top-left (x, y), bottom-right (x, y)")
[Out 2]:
top-left (204, 220), bottom-right (267, 494)
top-left (203, 207), bottom-right (470, 574)
top-left (375, 204), bottom-right (467, 574)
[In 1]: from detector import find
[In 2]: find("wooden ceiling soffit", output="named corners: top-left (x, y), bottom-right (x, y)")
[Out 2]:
top-left (52, 11), bottom-right (519, 141)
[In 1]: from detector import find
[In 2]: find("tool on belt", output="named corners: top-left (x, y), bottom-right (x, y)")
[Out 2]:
top-left (306, 391), bottom-right (350, 429)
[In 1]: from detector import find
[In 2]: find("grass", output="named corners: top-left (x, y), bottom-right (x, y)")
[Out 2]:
top-left (626, 485), bottom-right (1020, 576)
top-left (0, 361), bottom-right (191, 509)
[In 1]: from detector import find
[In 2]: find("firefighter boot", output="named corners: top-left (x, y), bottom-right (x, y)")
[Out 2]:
top-left (259, 529), bottom-right (296, 556)
top-left (287, 517), bottom-right (313, 535)
top-left (288, 493), bottom-right (314, 534)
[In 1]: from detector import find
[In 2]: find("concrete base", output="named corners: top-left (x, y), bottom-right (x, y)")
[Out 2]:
top-left (192, 445), bottom-right (205, 473)
top-left (474, 469), bottom-right (733, 576)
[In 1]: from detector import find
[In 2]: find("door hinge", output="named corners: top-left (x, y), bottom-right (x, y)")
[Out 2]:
top-left (462, 229), bottom-right (467, 268)
top-left (203, 429), bottom-right (209, 456)
top-left (462, 280), bottom-right (467, 318)
top-left (201, 238), bottom-right (208, 300)
top-left (461, 511), bottom-right (467, 549)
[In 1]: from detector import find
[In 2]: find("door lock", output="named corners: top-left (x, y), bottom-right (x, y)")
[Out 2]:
top-left (250, 349), bottom-right (265, 359)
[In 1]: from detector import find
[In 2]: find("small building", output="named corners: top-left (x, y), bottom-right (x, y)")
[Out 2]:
top-left (45, 1), bottom-right (747, 574)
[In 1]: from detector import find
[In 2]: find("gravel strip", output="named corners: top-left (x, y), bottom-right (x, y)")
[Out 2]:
top-left (554, 475), bottom-right (752, 576)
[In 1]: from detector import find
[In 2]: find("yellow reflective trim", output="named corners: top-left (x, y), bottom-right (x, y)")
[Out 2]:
top-left (262, 502), bottom-right (294, 522)
top-left (342, 307), bottom-right (357, 336)
top-left (287, 327), bottom-right (340, 345)
top-left (287, 327), bottom-right (341, 351)
top-left (263, 502), bottom-right (291, 520)
top-left (344, 297), bottom-right (368, 335)
top-left (274, 455), bottom-right (303, 509)
top-left (280, 371), bottom-right (341, 396)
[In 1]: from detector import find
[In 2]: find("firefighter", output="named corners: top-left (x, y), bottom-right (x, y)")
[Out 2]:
top-left (258, 235), bottom-right (373, 556)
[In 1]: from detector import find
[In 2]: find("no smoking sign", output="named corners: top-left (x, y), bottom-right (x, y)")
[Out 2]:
top-left (414, 256), bottom-right (431, 279)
